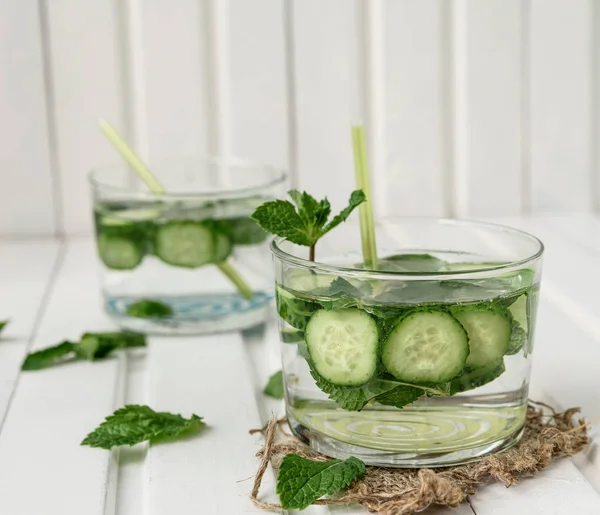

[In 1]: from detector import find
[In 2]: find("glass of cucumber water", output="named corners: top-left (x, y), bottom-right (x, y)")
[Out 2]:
top-left (273, 219), bottom-right (543, 467)
top-left (90, 158), bottom-right (286, 334)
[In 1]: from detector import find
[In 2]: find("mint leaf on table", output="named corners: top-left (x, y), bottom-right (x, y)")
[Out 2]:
top-left (81, 405), bottom-right (205, 449)
top-left (0, 320), bottom-right (8, 336)
top-left (251, 190), bottom-right (366, 256)
top-left (75, 331), bottom-right (146, 360)
top-left (264, 370), bottom-right (284, 399)
top-left (21, 341), bottom-right (77, 370)
top-left (277, 454), bottom-right (365, 510)
top-left (22, 331), bottom-right (146, 370)
top-left (126, 299), bottom-right (173, 318)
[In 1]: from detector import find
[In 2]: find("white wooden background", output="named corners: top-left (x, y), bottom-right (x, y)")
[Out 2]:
top-left (1, 0), bottom-right (598, 237)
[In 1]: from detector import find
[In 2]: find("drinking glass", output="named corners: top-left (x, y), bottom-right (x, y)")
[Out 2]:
top-left (90, 157), bottom-right (287, 335)
top-left (272, 219), bottom-right (543, 467)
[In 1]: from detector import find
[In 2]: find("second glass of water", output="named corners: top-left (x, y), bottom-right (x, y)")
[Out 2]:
top-left (90, 158), bottom-right (287, 335)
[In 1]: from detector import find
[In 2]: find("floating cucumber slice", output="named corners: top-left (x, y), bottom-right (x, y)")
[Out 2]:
top-left (452, 305), bottom-right (511, 368)
top-left (306, 308), bottom-right (378, 386)
top-left (97, 233), bottom-right (144, 270)
top-left (382, 310), bottom-right (469, 384)
top-left (155, 221), bottom-right (214, 268)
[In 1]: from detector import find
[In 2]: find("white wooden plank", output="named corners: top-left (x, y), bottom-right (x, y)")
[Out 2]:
top-left (138, 0), bottom-right (211, 160)
top-left (114, 350), bottom-right (147, 515)
top-left (290, 0), bottom-right (365, 208)
top-left (228, 0), bottom-right (287, 167)
top-left (530, 0), bottom-right (593, 212)
top-left (383, 0), bottom-right (448, 217)
top-left (146, 334), bottom-right (275, 514)
top-left (0, 240), bottom-right (60, 424)
top-left (0, 1), bottom-right (56, 236)
top-left (469, 459), bottom-right (600, 514)
top-left (0, 239), bottom-right (126, 514)
top-left (458, 0), bottom-right (525, 216)
top-left (47, 0), bottom-right (127, 234)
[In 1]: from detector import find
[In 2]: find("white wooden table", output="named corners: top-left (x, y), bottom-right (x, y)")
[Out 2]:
top-left (1, 215), bottom-right (600, 515)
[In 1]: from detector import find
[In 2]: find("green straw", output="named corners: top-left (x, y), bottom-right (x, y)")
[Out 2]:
top-left (351, 124), bottom-right (378, 269)
top-left (98, 119), bottom-right (253, 300)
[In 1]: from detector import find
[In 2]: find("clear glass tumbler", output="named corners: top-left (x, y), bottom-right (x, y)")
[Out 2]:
top-left (90, 158), bottom-right (287, 335)
top-left (273, 219), bottom-right (543, 467)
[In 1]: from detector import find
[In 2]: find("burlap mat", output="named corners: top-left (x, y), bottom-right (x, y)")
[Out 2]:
top-left (250, 402), bottom-right (589, 514)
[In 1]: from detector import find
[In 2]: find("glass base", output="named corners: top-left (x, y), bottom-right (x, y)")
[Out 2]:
top-left (104, 292), bottom-right (272, 335)
top-left (287, 405), bottom-right (525, 468)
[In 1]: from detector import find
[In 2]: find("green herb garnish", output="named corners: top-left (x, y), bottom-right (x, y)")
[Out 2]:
top-left (81, 405), bottom-right (205, 449)
top-left (251, 189), bottom-right (365, 261)
top-left (21, 331), bottom-right (146, 370)
top-left (263, 370), bottom-right (284, 399)
top-left (126, 299), bottom-right (174, 318)
top-left (0, 320), bottom-right (8, 336)
top-left (276, 454), bottom-right (365, 510)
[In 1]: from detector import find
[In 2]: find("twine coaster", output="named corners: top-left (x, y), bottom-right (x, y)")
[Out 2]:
top-left (250, 403), bottom-right (589, 515)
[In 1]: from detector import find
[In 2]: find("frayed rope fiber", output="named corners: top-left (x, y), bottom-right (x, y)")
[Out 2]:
top-left (250, 404), bottom-right (589, 515)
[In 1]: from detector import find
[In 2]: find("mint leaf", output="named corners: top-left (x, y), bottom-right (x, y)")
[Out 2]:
top-left (317, 277), bottom-right (373, 311)
top-left (0, 320), bottom-right (8, 336)
top-left (309, 364), bottom-right (368, 411)
top-left (264, 370), bottom-right (284, 399)
top-left (76, 331), bottom-right (146, 360)
top-left (21, 341), bottom-right (76, 370)
top-left (277, 454), bottom-right (365, 510)
top-left (322, 190), bottom-right (366, 233)
top-left (81, 405), bottom-right (205, 449)
top-left (126, 299), bottom-right (173, 318)
top-left (251, 190), bottom-right (366, 255)
top-left (288, 190), bottom-right (331, 229)
top-left (250, 199), bottom-right (313, 246)
top-left (506, 319), bottom-right (527, 355)
top-left (367, 382), bottom-right (423, 408)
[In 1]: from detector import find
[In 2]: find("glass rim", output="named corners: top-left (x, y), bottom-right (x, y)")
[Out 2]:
top-left (88, 156), bottom-right (288, 200)
top-left (270, 217), bottom-right (544, 279)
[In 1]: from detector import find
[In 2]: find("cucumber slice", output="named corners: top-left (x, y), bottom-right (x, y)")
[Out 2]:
top-left (382, 311), bottom-right (469, 384)
top-left (224, 217), bottom-right (267, 245)
top-left (97, 233), bottom-right (143, 270)
top-left (450, 359), bottom-right (505, 394)
top-left (155, 221), bottom-right (214, 268)
top-left (306, 308), bottom-right (378, 386)
top-left (452, 306), bottom-right (511, 368)
top-left (213, 231), bottom-right (233, 262)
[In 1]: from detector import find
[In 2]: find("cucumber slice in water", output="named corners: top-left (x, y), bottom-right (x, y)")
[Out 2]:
top-left (212, 231), bottom-right (233, 262)
top-left (452, 306), bottom-right (511, 368)
top-left (382, 311), bottom-right (469, 384)
top-left (155, 221), bottom-right (214, 268)
top-left (306, 308), bottom-right (378, 386)
top-left (97, 233), bottom-right (143, 270)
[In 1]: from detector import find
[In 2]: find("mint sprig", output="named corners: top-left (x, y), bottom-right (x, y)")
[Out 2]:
top-left (251, 189), bottom-right (365, 260)
top-left (21, 331), bottom-right (146, 370)
top-left (81, 405), bottom-right (205, 449)
top-left (276, 454), bottom-right (365, 510)
top-left (264, 370), bottom-right (284, 399)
